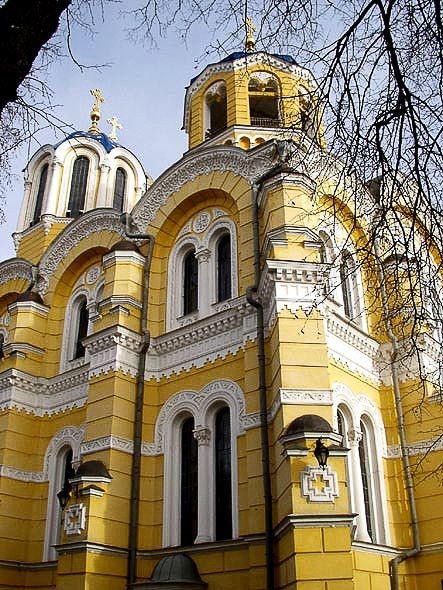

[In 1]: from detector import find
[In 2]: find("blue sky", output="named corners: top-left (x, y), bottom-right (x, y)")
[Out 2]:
top-left (0, 6), bottom-right (216, 259)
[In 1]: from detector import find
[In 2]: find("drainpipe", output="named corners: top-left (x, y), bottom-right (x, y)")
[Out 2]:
top-left (246, 181), bottom-right (275, 590)
top-left (121, 213), bottom-right (155, 589)
top-left (374, 241), bottom-right (420, 590)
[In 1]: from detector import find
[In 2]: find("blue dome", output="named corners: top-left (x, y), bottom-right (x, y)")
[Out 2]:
top-left (54, 131), bottom-right (120, 153)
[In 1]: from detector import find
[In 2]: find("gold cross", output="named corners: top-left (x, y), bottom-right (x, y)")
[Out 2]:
top-left (89, 88), bottom-right (105, 134)
top-left (107, 116), bottom-right (122, 141)
top-left (91, 88), bottom-right (105, 112)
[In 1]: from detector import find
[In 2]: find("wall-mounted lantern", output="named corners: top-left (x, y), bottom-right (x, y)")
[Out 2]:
top-left (314, 438), bottom-right (329, 469)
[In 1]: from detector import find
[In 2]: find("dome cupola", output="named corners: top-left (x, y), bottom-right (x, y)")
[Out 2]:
top-left (183, 23), bottom-right (324, 151)
top-left (15, 89), bottom-right (151, 235)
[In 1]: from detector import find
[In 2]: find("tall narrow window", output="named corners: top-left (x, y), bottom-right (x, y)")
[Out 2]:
top-left (340, 252), bottom-right (356, 320)
top-left (0, 333), bottom-right (4, 359)
top-left (249, 74), bottom-right (280, 128)
top-left (181, 417), bottom-right (198, 546)
top-left (204, 82), bottom-right (227, 139)
top-left (58, 448), bottom-right (75, 498)
top-left (215, 407), bottom-right (232, 540)
top-left (113, 167), bottom-right (127, 211)
top-left (358, 421), bottom-right (374, 542)
top-left (217, 234), bottom-right (231, 302)
top-left (67, 156), bottom-right (89, 217)
top-left (32, 163), bottom-right (48, 225)
top-left (74, 298), bottom-right (88, 359)
top-left (183, 250), bottom-right (198, 315)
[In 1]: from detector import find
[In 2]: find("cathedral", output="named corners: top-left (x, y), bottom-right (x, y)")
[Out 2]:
top-left (0, 31), bottom-right (442, 590)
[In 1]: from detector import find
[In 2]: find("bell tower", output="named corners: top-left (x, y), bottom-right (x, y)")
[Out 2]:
top-left (183, 25), bottom-right (324, 151)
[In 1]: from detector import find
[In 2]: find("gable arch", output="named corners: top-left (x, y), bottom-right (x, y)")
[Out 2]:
top-left (36, 209), bottom-right (126, 296)
top-left (130, 143), bottom-right (277, 230)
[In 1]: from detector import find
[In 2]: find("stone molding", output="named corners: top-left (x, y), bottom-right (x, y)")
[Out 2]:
top-left (0, 258), bottom-right (34, 287)
top-left (85, 325), bottom-right (143, 379)
top-left (147, 296), bottom-right (256, 380)
top-left (37, 209), bottom-right (126, 294)
top-left (301, 465), bottom-right (339, 502)
top-left (131, 143), bottom-right (277, 229)
top-left (0, 367), bottom-right (89, 416)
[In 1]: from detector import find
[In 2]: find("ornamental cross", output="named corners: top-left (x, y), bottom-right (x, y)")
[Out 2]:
top-left (89, 88), bottom-right (105, 134)
top-left (90, 88), bottom-right (105, 112)
top-left (245, 17), bottom-right (256, 52)
top-left (107, 116), bottom-right (122, 141)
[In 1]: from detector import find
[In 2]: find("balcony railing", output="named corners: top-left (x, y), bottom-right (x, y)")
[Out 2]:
top-left (250, 117), bottom-right (282, 128)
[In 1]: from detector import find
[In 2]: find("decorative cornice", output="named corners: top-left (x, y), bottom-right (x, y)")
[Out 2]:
top-left (387, 436), bottom-right (443, 458)
top-left (131, 143), bottom-right (277, 229)
top-left (0, 258), bottom-right (34, 287)
top-left (0, 367), bottom-right (89, 416)
top-left (7, 300), bottom-right (49, 316)
top-left (325, 303), bottom-right (381, 384)
top-left (37, 209), bottom-right (126, 294)
top-left (85, 325), bottom-right (143, 378)
top-left (146, 296), bottom-right (256, 380)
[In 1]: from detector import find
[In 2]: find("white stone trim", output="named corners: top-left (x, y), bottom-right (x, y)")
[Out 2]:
top-left (85, 325), bottom-right (143, 378)
top-left (166, 210), bottom-right (238, 330)
top-left (148, 296), bottom-right (256, 380)
top-left (37, 209), bottom-right (125, 294)
top-left (161, 379), bottom-right (244, 547)
top-left (43, 425), bottom-right (85, 561)
top-left (332, 383), bottom-right (390, 546)
top-left (325, 301), bottom-right (380, 384)
top-left (131, 142), bottom-right (277, 229)
top-left (0, 367), bottom-right (88, 416)
top-left (64, 503), bottom-right (86, 536)
top-left (301, 466), bottom-right (339, 502)
top-left (0, 258), bottom-right (34, 287)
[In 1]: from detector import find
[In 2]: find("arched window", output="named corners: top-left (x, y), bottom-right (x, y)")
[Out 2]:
top-left (73, 297), bottom-right (88, 359)
top-left (215, 406), bottom-right (232, 540)
top-left (249, 73), bottom-right (280, 128)
top-left (183, 250), bottom-right (198, 315)
top-left (45, 445), bottom-right (74, 560)
top-left (334, 394), bottom-right (389, 546)
top-left (181, 417), bottom-right (198, 546)
top-left (32, 163), bottom-right (48, 225)
top-left (358, 420), bottom-right (375, 541)
top-left (204, 81), bottom-right (227, 139)
top-left (113, 167), bottom-right (127, 211)
top-left (67, 156), bottom-right (89, 217)
top-left (340, 251), bottom-right (361, 323)
top-left (299, 88), bottom-right (317, 140)
top-left (217, 234), bottom-right (231, 302)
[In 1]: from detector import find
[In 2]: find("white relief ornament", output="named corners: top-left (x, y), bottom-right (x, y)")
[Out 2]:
top-left (0, 313), bottom-right (10, 326)
top-left (193, 427), bottom-right (211, 446)
top-left (301, 466), bottom-right (339, 502)
top-left (64, 503), bottom-right (86, 535)
top-left (86, 266), bottom-right (101, 285)
top-left (212, 208), bottom-right (228, 220)
top-left (193, 212), bottom-right (211, 233)
top-left (347, 428), bottom-right (363, 447)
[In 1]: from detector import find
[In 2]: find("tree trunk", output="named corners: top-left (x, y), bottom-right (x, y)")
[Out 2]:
top-left (0, 0), bottom-right (72, 113)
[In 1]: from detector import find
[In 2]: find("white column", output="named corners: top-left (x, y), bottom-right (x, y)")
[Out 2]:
top-left (195, 248), bottom-right (212, 317)
top-left (43, 158), bottom-right (63, 215)
top-left (193, 426), bottom-right (212, 543)
top-left (16, 180), bottom-right (32, 231)
top-left (347, 428), bottom-right (372, 542)
top-left (98, 163), bottom-right (110, 206)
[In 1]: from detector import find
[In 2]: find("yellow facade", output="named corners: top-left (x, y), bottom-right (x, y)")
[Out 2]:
top-left (0, 48), bottom-right (442, 590)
